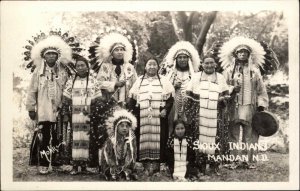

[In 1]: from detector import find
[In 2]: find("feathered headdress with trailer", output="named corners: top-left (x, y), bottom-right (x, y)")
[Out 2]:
top-left (159, 41), bottom-right (200, 76)
top-left (22, 30), bottom-right (83, 75)
top-left (104, 108), bottom-right (137, 163)
top-left (259, 41), bottom-right (280, 75)
top-left (88, 26), bottom-right (138, 73)
top-left (105, 108), bottom-right (137, 136)
top-left (219, 36), bottom-right (266, 71)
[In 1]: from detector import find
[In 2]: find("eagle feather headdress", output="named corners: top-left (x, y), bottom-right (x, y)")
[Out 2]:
top-left (104, 108), bottom-right (137, 163)
top-left (105, 108), bottom-right (137, 137)
top-left (23, 30), bottom-right (83, 74)
top-left (88, 26), bottom-right (138, 73)
top-left (219, 36), bottom-right (266, 71)
top-left (160, 41), bottom-right (200, 76)
top-left (208, 37), bottom-right (280, 75)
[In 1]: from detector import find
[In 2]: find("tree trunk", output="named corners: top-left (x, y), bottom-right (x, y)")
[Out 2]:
top-left (177, 12), bottom-right (188, 41)
top-left (196, 11), bottom-right (218, 57)
top-left (184, 12), bottom-right (196, 42)
top-left (170, 12), bottom-right (183, 41)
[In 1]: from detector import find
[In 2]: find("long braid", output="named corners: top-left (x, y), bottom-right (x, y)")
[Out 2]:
top-left (157, 72), bottom-right (163, 88)
top-left (138, 72), bottom-right (146, 90)
top-left (86, 72), bottom-right (89, 96)
top-left (71, 74), bottom-right (78, 89)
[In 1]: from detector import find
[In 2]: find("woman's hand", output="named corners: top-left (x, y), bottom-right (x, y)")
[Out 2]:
top-left (28, 111), bottom-right (36, 120)
top-left (160, 109), bottom-right (167, 118)
top-left (115, 80), bottom-right (126, 88)
top-left (233, 85), bottom-right (241, 93)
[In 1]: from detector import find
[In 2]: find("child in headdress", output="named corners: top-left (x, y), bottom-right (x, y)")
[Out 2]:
top-left (100, 108), bottom-right (137, 181)
top-left (165, 119), bottom-right (199, 181)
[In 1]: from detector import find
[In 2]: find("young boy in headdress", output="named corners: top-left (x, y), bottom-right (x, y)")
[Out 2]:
top-left (100, 108), bottom-right (137, 181)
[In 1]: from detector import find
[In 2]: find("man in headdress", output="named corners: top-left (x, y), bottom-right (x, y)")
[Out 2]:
top-left (25, 33), bottom-right (74, 174)
top-left (161, 41), bottom-right (200, 133)
top-left (219, 37), bottom-right (269, 169)
top-left (94, 30), bottom-right (138, 107)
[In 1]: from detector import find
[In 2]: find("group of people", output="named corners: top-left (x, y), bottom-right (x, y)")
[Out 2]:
top-left (24, 28), bottom-right (269, 181)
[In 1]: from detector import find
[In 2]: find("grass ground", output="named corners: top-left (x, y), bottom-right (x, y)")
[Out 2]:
top-left (13, 147), bottom-right (288, 182)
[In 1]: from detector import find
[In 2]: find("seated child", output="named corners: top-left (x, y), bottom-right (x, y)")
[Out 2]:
top-left (100, 108), bottom-right (137, 181)
top-left (166, 119), bottom-right (199, 181)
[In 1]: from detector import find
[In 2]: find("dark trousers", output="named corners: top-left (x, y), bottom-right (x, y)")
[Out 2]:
top-left (29, 121), bottom-right (59, 167)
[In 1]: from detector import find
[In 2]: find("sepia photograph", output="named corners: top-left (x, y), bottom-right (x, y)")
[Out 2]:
top-left (1, 0), bottom-right (299, 190)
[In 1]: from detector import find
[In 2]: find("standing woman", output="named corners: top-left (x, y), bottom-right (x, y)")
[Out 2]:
top-left (128, 57), bottom-right (175, 175)
top-left (184, 54), bottom-right (230, 174)
top-left (61, 56), bottom-right (103, 174)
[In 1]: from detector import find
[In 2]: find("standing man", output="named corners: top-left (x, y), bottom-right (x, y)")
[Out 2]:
top-left (25, 33), bottom-right (76, 174)
top-left (219, 36), bottom-right (269, 169)
top-left (161, 41), bottom-right (200, 133)
top-left (92, 28), bottom-right (138, 107)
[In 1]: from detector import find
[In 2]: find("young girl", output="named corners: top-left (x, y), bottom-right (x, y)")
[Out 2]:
top-left (100, 108), bottom-right (137, 181)
top-left (165, 119), bottom-right (198, 181)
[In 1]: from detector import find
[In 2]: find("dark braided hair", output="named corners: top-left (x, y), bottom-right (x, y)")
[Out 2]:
top-left (71, 56), bottom-right (90, 96)
top-left (138, 56), bottom-right (162, 90)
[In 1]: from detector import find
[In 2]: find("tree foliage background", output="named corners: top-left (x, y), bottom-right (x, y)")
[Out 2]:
top-left (13, 11), bottom-right (289, 152)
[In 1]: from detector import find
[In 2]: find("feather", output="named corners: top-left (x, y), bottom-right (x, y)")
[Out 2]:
top-left (72, 48), bottom-right (83, 52)
top-left (88, 46), bottom-right (98, 54)
top-left (28, 40), bottom-right (35, 46)
top-left (72, 53), bottom-right (81, 60)
top-left (259, 41), bottom-right (280, 75)
top-left (219, 36), bottom-right (266, 70)
top-left (70, 42), bottom-right (80, 47)
top-left (66, 37), bottom-right (75, 43)
top-left (30, 65), bottom-right (36, 73)
top-left (25, 45), bottom-right (32, 50)
top-left (23, 31), bottom-right (83, 73)
top-left (90, 57), bottom-right (98, 66)
top-left (24, 51), bottom-right (31, 57)
top-left (24, 56), bottom-right (31, 61)
top-left (62, 32), bottom-right (69, 38)
top-left (95, 32), bottom-right (133, 64)
top-left (163, 41), bottom-right (200, 73)
top-left (26, 61), bottom-right (34, 68)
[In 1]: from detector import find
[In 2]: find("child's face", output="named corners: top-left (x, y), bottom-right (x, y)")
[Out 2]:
top-left (117, 121), bottom-right (130, 136)
top-left (175, 123), bottom-right (185, 138)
